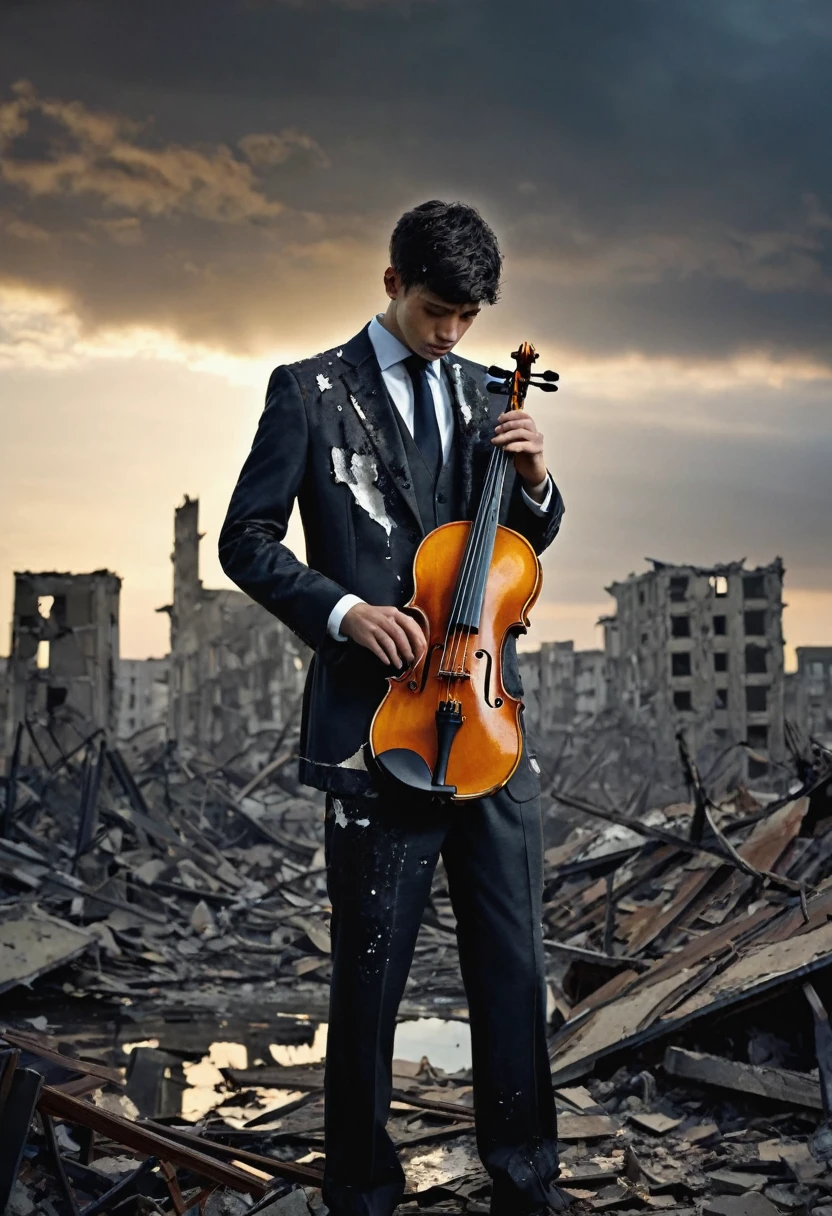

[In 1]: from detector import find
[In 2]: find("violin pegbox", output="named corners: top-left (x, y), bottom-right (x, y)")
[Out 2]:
top-left (486, 342), bottom-right (560, 408)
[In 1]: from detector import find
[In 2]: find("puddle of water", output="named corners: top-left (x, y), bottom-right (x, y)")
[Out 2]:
top-left (269, 1022), bottom-right (328, 1066)
top-left (123, 1016), bottom-right (472, 1122)
top-left (267, 1017), bottom-right (471, 1072)
top-left (394, 1018), bottom-right (471, 1073)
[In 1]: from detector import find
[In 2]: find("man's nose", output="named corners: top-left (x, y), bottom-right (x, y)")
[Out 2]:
top-left (437, 323), bottom-right (458, 343)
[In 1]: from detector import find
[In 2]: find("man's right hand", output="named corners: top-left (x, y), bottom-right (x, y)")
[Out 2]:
top-left (340, 603), bottom-right (427, 668)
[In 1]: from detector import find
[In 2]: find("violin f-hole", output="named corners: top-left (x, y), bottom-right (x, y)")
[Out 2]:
top-left (474, 648), bottom-right (503, 708)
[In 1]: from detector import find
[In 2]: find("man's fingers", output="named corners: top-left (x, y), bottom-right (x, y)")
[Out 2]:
top-left (386, 620), bottom-right (414, 666)
top-left (367, 638), bottom-right (392, 665)
top-left (374, 627), bottom-right (402, 667)
top-left (395, 611), bottom-right (427, 658)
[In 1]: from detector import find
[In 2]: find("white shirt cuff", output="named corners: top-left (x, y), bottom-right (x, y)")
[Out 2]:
top-left (520, 472), bottom-right (554, 516)
top-left (327, 593), bottom-right (365, 641)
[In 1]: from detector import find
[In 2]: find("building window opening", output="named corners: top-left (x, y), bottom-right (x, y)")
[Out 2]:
top-left (744, 610), bottom-right (766, 636)
top-left (746, 685), bottom-right (768, 713)
top-left (715, 688), bottom-right (729, 709)
top-left (709, 575), bottom-right (728, 597)
top-left (37, 595), bottom-right (55, 619)
top-left (745, 645), bottom-right (768, 674)
top-left (671, 615), bottom-right (691, 638)
top-left (713, 615), bottom-right (727, 636)
top-left (46, 685), bottom-right (67, 713)
top-left (36, 640), bottom-right (50, 669)
top-left (743, 574), bottom-right (766, 600)
top-left (714, 652), bottom-right (728, 672)
top-left (669, 576), bottom-right (689, 603)
top-left (748, 724), bottom-right (768, 749)
top-left (673, 690), bottom-right (692, 711)
top-left (671, 652), bottom-right (692, 677)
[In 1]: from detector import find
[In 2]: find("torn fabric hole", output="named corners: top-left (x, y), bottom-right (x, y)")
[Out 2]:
top-left (331, 448), bottom-right (395, 537)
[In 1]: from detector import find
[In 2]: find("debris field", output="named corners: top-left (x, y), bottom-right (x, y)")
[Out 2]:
top-left (1, 721), bottom-right (832, 1215)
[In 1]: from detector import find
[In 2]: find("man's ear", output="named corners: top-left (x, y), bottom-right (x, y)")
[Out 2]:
top-left (383, 266), bottom-right (400, 299)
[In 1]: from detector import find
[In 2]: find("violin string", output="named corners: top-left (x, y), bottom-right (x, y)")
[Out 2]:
top-left (444, 443), bottom-right (502, 664)
top-left (444, 396), bottom-right (514, 681)
top-left (458, 448), bottom-right (509, 682)
top-left (438, 464), bottom-right (494, 692)
top-left (452, 373), bottom-right (524, 685)
top-left (438, 444), bottom-right (501, 685)
top-left (444, 443), bottom-right (507, 686)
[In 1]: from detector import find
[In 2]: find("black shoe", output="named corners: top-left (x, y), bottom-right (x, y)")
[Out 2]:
top-left (529, 1183), bottom-right (574, 1213)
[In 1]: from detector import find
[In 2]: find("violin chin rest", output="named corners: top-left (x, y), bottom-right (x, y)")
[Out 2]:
top-left (374, 748), bottom-right (457, 796)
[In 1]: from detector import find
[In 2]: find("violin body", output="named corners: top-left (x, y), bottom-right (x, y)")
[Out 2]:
top-left (370, 520), bottom-right (542, 800)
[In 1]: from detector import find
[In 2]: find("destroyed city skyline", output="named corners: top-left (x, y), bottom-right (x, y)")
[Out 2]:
top-left (1, 0), bottom-right (832, 664)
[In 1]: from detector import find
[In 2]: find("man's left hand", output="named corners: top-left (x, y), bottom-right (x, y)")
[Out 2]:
top-left (491, 409), bottom-right (547, 497)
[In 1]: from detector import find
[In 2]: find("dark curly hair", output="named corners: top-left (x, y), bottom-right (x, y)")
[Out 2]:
top-left (389, 200), bottom-right (502, 306)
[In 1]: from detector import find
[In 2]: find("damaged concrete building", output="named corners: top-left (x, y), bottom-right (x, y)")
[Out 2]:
top-left (116, 656), bottom-right (170, 744)
top-left (791, 646), bottom-right (832, 747)
top-left (601, 557), bottom-right (786, 779)
top-left (160, 495), bottom-right (308, 767)
top-left (2, 571), bottom-right (121, 763)
top-left (519, 641), bottom-right (608, 734)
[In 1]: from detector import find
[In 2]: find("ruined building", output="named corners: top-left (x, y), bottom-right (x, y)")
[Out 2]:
top-left (2, 571), bottom-right (121, 763)
top-left (159, 496), bottom-right (308, 767)
top-left (519, 640), bottom-right (608, 735)
top-left (791, 646), bottom-right (832, 747)
top-left (601, 558), bottom-right (786, 779)
top-left (116, 656), bottom-right (170, 743)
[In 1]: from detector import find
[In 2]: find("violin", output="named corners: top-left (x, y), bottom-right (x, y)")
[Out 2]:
top-left (369, 342), bottom-right (559, 800)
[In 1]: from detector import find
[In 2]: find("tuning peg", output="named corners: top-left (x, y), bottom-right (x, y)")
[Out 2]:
top-left (487, 365), bottom-right (512, 378)
top-left (531, 369), bottom-right (559, 382)
top-left (532, 382), bottom-right (558, 392)
top-left (486, 381), bottom-right (510, 394)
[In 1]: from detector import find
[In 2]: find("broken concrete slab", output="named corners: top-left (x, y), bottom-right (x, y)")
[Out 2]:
top-left (703, 1197), bottom-right (782, 1216)
top-left (0, 914), bottom-right (91, 994)
top-left (629, 1111), bottom-right (683, 1135)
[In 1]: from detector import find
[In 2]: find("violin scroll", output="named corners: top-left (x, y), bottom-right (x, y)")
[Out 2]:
top-left (486, 344), bottom-right (560, 401)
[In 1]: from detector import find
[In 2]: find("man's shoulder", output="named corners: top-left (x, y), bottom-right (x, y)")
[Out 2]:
top-left (282, 340), bottom-right (350, 380)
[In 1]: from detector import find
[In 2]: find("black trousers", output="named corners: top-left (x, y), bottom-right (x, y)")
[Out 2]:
top-left (320, 779), bottom-right (561, 1216)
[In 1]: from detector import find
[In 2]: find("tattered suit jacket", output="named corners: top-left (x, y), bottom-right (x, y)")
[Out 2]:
top-left (218, 322), bottom-right (565, 797)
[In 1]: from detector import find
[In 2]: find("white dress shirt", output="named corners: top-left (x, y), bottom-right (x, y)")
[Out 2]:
top-left (327, 315), bottom-right (553, 640)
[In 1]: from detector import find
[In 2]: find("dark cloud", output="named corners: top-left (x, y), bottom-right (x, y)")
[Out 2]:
top-left (1, 0), bottom-right (832, 365)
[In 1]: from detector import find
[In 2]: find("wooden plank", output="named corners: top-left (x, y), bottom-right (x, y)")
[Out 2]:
top-left (0, 1028), bottom-right (123, 1085)
top-left (37, 1085), bottom-right (269, 1195)
top-left (223, 1065), bottom-right (324, 1091)
top-left (663, 1047), bottom-right (823, 1110)
top-left (141, 1118), bottom-right (323, 1186)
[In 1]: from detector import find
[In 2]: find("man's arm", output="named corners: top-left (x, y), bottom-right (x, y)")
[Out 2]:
top-left (218, 365), bottom-right (351, 651)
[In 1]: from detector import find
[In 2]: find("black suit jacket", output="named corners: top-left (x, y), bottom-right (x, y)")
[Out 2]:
top-left (218, 323), bottom-right (565, 796)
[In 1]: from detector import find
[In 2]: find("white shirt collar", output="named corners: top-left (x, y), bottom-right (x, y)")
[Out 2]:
top-left (368, 314), bottom-right (442, 378)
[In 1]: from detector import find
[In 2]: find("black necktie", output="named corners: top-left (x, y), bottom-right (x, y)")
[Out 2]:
top-left (403, 353), bottom-right (442, 475)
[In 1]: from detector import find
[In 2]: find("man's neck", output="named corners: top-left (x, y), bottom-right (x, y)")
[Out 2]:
top-left (378, 306), bottom-right (409, 350)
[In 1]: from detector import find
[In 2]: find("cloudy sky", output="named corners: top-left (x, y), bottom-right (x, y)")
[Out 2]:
top-left (1, 0), bottom-right (830, 664)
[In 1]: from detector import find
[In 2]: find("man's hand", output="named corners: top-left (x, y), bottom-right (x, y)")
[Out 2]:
top-left (341, 603), bottom-right (427, 668)
top-left (492, 409), bottom-right (547, 495)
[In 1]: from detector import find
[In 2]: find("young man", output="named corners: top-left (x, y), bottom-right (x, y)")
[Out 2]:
top-left (219, 200), bottom-right (567, 1216)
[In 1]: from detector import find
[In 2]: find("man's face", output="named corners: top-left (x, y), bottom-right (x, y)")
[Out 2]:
top-left (384, 269), bottom-right (481, 360)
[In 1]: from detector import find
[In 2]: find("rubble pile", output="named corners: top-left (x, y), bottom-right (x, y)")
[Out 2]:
top-left (0, 728), bottom-right (831, 1214)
